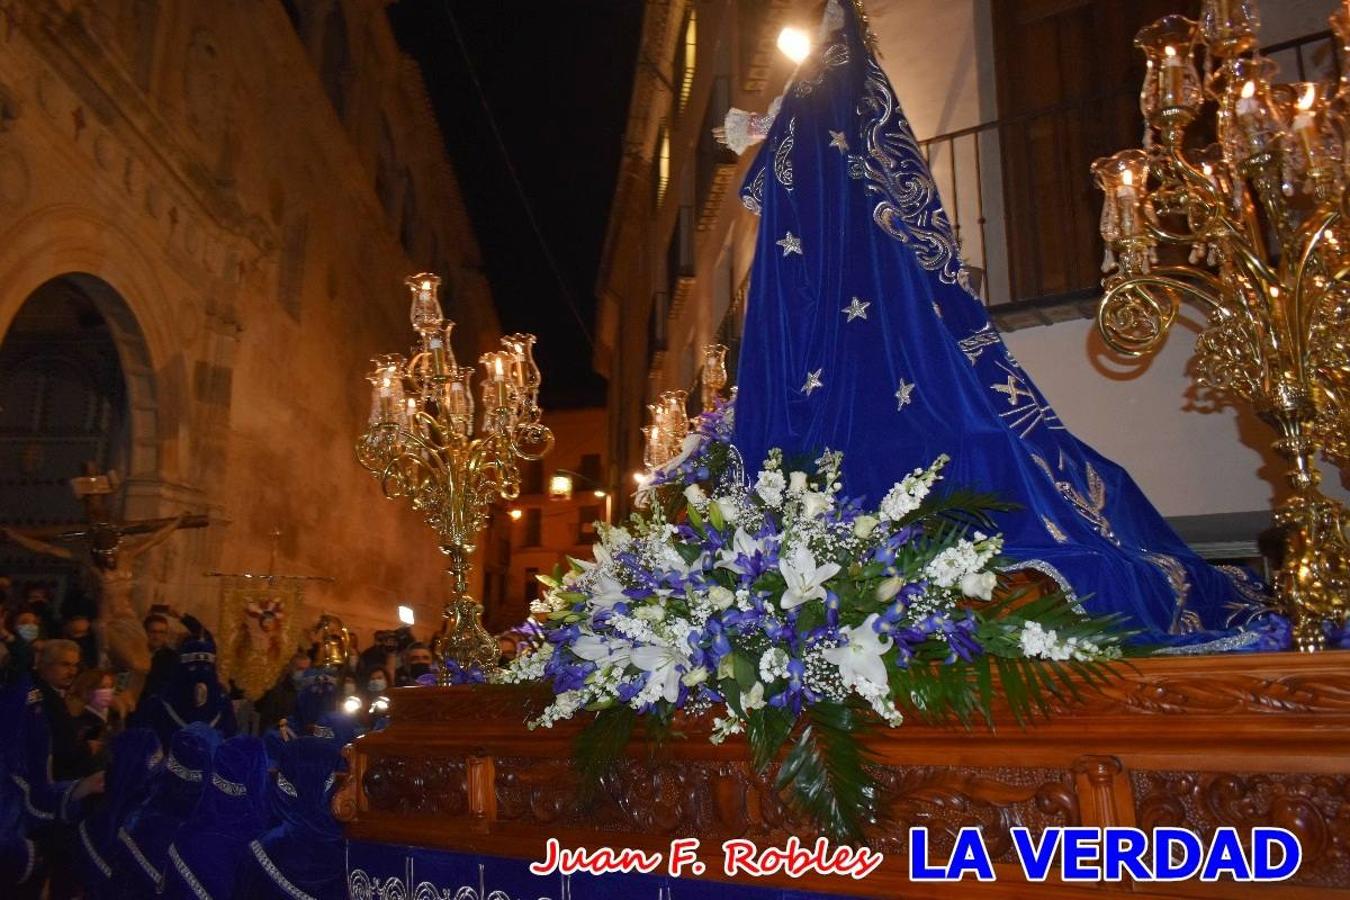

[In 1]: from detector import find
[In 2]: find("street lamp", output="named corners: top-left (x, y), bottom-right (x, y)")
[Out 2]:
top-left (553, 467), bottom-right (612, 525)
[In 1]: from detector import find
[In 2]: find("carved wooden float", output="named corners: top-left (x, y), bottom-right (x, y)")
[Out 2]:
top-left (337, 650), bottom-right (1350, 898)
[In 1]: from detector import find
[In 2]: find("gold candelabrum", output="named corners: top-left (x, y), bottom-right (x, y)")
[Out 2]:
top-left (641, 343), bottom-right (729, 472)
top-left (1093, 0), bottom-right (1350, 651)
top-left (357, 274), bottom-right (553, 676)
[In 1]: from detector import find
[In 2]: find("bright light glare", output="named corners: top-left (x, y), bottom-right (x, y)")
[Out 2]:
top-left (777, 27), bottom-right (811, 64)
top-left (398, 605), bottom-right (415, 626)
top-left (342, 695), bottom-right (362, 715)
top-left (509, 508), bottom-right (523, 520)
top-left (593, 489), bottom-right (607, 498)
top-left (633, 471), bottom-right (649, 486)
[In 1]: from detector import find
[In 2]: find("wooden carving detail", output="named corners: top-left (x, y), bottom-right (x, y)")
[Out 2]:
top-left (495, 756), bottom-right (725, 835)
top-left (1093, 672), bottom-right (1350, 716)
top-left (362, 755), bottom-right (468, 817)
top-left (1133, 770), bottom-right (1350, 887)
top-left (868, 766), bottom-right (1079, 860)
top-left (331, 744), bottom-right (363, 824)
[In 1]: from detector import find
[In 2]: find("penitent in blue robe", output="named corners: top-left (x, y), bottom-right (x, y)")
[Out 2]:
top-left (731, 0), bottom-right (1270, 647)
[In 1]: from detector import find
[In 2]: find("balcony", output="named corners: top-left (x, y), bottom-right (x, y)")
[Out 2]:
top-left (916, 29), bottom-right (1336, 332)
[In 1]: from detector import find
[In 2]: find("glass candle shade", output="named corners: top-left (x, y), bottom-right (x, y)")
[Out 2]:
top-left (1212, 57), bottom-right (1282, 166)
top-left (702, 344), bottom-right (728, 393)
top-left (1091, 149), bottom-right (1151, 243)
top-left (1278, 82), bottom-right (1337, 178)
top-left (406, 273), bottom-right (444, 335)
top-left (502, 333), bottom-right (542, 391)
top-left (1136, 16), bottom-right (1202, 125)
top-left (367, 354), bottom-right (407, 425)
top-left (1200, 0), bottom-right (1259, 58)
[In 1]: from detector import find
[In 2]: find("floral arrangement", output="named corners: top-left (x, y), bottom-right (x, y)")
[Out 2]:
top-left (497, 403), bottom-right (1128, 840)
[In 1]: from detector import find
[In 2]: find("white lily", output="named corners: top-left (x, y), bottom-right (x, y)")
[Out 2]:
top-left (572, 633), bottom-right (629, 666)
top-left (631, 644), bottom-right (686, 704)
top-left (716, 527), bottom-right (769, 575)
top-left (778, 544), bottom-right (841, 609)
top-left (822, 614), bottom-right (893, 692)
top-left (590, 572), bottom-right (631, 609)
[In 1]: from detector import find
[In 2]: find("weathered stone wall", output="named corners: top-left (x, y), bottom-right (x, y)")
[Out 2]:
top-left (0, 0), bottom-right (503, 640)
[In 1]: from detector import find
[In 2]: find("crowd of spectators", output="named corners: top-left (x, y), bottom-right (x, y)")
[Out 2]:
top-left (0, 579), bottom-right (436, 898)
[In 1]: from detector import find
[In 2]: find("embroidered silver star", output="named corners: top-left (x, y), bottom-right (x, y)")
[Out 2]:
top-left (801, 369), bottom-right (824, 396)
top-left (777, 231), bottom-right (802, 256)
top-left (828, 130), bottom-right (850, 153)
top-left (842, 296), bottom-right (870, 322)
top-left (895, 379), bottom-right (915, 410)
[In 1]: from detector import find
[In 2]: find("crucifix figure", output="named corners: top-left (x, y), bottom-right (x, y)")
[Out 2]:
top-left (2, 466), bottom-right (209, 673)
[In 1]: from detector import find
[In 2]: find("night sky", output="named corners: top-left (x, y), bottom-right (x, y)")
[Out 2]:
top-left (387, 1), bottom-right (644, 409)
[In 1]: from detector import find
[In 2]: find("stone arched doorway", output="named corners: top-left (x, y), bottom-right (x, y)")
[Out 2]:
top-left (0, 272), bottom-right (158, 618)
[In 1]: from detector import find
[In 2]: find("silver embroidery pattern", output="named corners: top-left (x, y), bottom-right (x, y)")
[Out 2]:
top-left (119, 828), bottom-right (162, 887)
top-left (1216, 565), bottom-right (1274, 626)
top-left (18, 838), bottom-right (34, 885)
top-left (856, 56), bottom-right (972, 293)
top-left (991, 361), bottom-right (1062, 437)
top-left (741, 167), bottom-right (766, 214)
top-left (1030, 453), bottom-right (1118, 544)
top-left (794, 41), bottom-right (851, 97)
top-left (169, 844), bottom-right (213, 900)
top-left (250, 841), bottom-right (317, 900)
top-left (324, 773), bottom-right (336, 794)
top-left (773, 117), bottom-right (795, 189)
top-left (276, 772), bottom-right (298, 798)
top-left (348, 864), bottom-right (551, 900)
top-left (801, 369), bottom-right (824, 396)
top-left (211, 773), bottom-right (246, 797)
top-left (776, 231), bottom-right (802, 256)
top-left (1152, 629), bottom-right (1263, 655)
top-left (163, 699), bottom-right (220, 730)
top-left (312, 725), bottom-right (335, 739)
top-left (1042, 516), bottom-right (1068, 543)
top-left (12, 774), bottom-right (54, 821)
top-left (894, 380), bottom-right (915, 410)
top-left (842, 296), bottom-right (870, 321)
top-left (167, 752), bottom-right (203, 782)
top-left (1142, 551), bottom-right (1194, 628)
top-left (828, 129), bottom-right (850, 153)
top-left (996, 559), bottom-right (1085, 613)
top-left (958, 327), bottom-right (1002, 364)
top-left (79, 819), bottom-right (112, 877)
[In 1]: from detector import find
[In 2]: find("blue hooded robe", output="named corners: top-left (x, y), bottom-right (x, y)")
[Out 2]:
top-left (73, 727), bottom-right (161, 896)
top-left (233, 737), bottom-right (344, 899)
top-left (162, 734), bottom-right (268, 900)
top-left (107, 721), bottom-right (220, 898)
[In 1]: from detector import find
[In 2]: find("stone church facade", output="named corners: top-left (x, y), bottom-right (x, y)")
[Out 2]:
top-left (0, 0), bottom-right (502, 637)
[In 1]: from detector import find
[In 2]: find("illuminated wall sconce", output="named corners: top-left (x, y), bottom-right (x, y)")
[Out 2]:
top-left (398, 605), bottom-right (415, 626)
top-left (548, 473), bottom-right (574, 501)
top-left (509, 508), bottom-right (523, 521)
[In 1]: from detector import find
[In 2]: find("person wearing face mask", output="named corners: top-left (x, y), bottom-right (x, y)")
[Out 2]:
top-left (395, 642), bottom-right (434, 686)
top-left (254, 649), bottom-right (312, 734)
top-left (2, 607), bottom-right (44, 675)
top-left (69, 669), bottom-right (120, 770)
top-left (362, 666), bottom-right (388, 697)
top-left (132, 635), bottom-right (238, 745)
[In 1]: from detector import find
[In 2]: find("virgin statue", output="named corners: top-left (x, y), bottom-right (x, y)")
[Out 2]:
top-left (725, 0), bottom-right (1272, 649)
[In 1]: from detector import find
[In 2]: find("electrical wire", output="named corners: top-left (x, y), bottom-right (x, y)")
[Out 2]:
top-left (440, 1), bottom-right (596, 350)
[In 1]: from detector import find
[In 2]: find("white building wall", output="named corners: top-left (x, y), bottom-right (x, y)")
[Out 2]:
top-left (866, 0), bottom-right (1350, 531)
